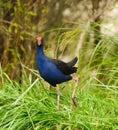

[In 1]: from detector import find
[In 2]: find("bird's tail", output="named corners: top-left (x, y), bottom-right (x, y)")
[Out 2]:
top-left (67, 57), bottom-right (78, 67)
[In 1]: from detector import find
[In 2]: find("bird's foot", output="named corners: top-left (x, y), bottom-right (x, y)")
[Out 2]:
top-left (72, 96), bottom-right (77, 107)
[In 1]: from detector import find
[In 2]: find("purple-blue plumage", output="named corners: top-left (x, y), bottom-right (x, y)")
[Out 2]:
top-left (36, 37), bottom-right (77, 87)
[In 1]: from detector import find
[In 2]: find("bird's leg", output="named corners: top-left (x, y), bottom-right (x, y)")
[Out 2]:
top-left (55, 87), bottom-right (60, 110)
top-left (72, 77), bottom-right (79, 107)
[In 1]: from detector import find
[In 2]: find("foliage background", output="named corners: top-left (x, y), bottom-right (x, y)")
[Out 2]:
top-left (0, 0), bottom-right (117, 79)
top-left (0, 0), bottom-right (118, 129)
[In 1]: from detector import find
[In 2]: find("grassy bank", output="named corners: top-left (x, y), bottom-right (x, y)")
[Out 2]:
top-left (0, 35), bottom-right (118, 130)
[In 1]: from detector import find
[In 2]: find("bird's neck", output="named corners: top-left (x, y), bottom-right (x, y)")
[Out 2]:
top-left (36, 45), bottom-right (46, 71)
top-left (36, 45), bottom-right (45, 59)
top-left (37, 46), bottom-right (44, 55)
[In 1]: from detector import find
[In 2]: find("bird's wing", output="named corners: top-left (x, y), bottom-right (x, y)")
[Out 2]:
top-left (51, 58), bottom-right (77, 75)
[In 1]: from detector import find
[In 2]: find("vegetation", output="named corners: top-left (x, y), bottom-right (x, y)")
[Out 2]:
top-left (0, 0), bottom-right (118, 130)
top-left (0, 34), bottom-right (118, 129)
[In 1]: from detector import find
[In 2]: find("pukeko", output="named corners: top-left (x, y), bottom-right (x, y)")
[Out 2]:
top-left (36, 37), bottom-right (78, 109)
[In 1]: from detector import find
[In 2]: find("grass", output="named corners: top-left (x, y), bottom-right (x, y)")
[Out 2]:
top-left (0, 72), bottom-right (117, 129)
top-left (0, 35), bottom-right (118, 130)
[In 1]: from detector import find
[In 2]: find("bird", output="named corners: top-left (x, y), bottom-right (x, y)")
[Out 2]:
top-left (36, 36), bottom-right (78, 109)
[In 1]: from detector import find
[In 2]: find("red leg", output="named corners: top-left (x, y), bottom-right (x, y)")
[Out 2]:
top-left (56, 87), bottom-right (60, 110)
top-left (72, 77), bottom-right (79, 107)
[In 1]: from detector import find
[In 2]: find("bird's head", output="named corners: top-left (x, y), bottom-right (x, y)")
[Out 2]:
top-left (36, 37), bottom-right (43, 46)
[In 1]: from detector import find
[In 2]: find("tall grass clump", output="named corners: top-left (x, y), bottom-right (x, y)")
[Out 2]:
top-left (0, 33), bottom-right (118, 130)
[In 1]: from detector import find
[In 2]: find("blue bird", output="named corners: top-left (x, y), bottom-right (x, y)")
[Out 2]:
top-left (36, 37), bottom-right (78, 109)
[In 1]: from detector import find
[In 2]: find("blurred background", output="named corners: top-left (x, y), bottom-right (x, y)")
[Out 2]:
top-left (0, 0), bottom-right (118, 83)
